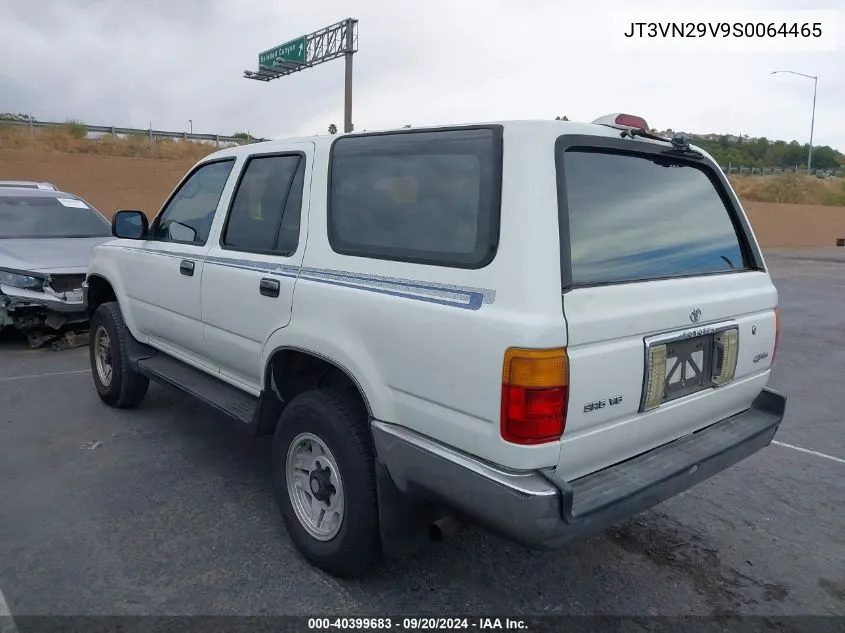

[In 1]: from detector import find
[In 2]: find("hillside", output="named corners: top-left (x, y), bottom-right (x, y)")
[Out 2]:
top-left (1, 121), bottom-right (844, 206)
top-left (656, 130), bottom-right (843, 172)
top-left (731, 173), bottom-right (845, 206)
top-left (0, 121), bottom-right (222, 161)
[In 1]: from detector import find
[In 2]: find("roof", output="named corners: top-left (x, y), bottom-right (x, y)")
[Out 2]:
top-left (197, 119), bottom-right (716, 166)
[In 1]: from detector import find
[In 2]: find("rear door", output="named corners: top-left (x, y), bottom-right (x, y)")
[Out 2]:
top-left (201, 145), bottom-right (312, 391)
top-left (554, 136), bottom-right (779, 481)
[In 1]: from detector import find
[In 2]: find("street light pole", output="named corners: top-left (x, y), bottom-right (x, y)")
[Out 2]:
top-left (808, 75), bottom-right (817, 171)
top-left (188, 119), bottom-right (193, 135)
top-left (771, 70), bottom-right (818, 172)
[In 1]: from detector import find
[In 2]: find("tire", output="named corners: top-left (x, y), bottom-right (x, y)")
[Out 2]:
top-left (272, 387), bottom-right (380, 578)
top-left (89, 301), bottom-right (150, 408)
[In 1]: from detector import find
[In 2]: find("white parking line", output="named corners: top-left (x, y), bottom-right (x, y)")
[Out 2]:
top-left (773, 440), bottom-right (845, 465)
top-left (0, 588), bottom-right (18, 633)
top-left (0, 369), bottom-right (90, 383)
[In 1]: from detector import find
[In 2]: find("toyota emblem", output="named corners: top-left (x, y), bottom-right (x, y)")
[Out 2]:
top-left (689, 308), bottom-right (702, 323)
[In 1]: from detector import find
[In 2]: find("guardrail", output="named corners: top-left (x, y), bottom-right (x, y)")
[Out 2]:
top-left (2, 119), bottom-right (842, 173)
top-left (722, 164), bottom-right (842, 177)
top-left (0, 118), bottom-right (268, 146)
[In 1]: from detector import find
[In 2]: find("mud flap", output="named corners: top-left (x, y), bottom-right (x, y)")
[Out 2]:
top-left (239, 389), bottom-right (285, 437)
top-left (375, 458), bottom-right (438, 559)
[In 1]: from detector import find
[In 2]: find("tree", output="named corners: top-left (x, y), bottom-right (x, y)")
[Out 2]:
top-left (0, 112), bottom-right (34, 122)
top-left (692, 134), bottom-right (843, 170)
top-left (554, 115), bottom-right (569, 121)
top-left (328, 123), bottom-right (338, 135)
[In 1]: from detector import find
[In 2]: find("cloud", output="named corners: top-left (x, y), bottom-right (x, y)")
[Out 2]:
top-left (0, 0), bottom-right (842, 149)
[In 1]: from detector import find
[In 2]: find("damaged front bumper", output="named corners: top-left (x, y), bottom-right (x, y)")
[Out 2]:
top-left (0, 275), bottom-right (89, 346)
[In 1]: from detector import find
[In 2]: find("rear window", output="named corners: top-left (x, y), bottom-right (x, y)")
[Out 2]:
top-left (328, 127), bottom-right (501, 268)
top-left (0, 196), bottom-right (110, 239)
top-left (559, 148), bottom-right (749, 286)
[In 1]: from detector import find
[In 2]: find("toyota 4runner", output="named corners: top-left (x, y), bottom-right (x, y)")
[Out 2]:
top-left (84, 115), bottom-right (786, 578)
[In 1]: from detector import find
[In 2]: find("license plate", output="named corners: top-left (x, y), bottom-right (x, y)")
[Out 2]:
top-left (66, 289), bottom-right (84, 303)
top-left (662, 334), bottom-right (714, 402)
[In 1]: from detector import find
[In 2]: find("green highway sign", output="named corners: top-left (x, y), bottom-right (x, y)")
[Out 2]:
top-left (244, 19), bottom-right (357, 134)
top-left (259, 36), bottom-right (307, 66)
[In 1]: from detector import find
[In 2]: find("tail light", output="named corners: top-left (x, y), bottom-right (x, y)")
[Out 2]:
top-left (711, 328), bottom-right (740, 387)
top-left (591, 113), bottom-right (650, 130)
top-left (501, 347), bottom-right (569, 445)
top-left (641, 345), bottom-right (668, 412)
top-left (772, 308), bottom-right (781, 364)
top-left (613, 114), bottom-right (649, 129)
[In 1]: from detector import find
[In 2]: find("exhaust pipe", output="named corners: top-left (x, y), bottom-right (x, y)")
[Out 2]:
top-left (428, 517), bottom-right (461, 542)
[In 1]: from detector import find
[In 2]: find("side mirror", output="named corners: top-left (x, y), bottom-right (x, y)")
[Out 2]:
top-left (112, 210), bottom-right (148, 239)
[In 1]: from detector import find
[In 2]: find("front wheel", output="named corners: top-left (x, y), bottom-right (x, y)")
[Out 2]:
top-left (89, 302), bottom-right (149, 408)
top-left (272, 387), bottom-right (380, 578)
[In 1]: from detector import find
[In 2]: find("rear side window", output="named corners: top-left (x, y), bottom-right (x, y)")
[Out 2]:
top-left (328, 127), bottom-right (501, 268)
top-left (559, 148), bottom-right (749, 286)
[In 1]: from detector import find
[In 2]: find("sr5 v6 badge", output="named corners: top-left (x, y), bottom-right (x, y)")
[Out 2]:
top-left (584, 395), bottom-right (623, 413)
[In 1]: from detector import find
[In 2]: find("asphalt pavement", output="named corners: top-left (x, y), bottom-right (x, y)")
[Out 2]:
top-left (0, 250), bottom-right (843, 619)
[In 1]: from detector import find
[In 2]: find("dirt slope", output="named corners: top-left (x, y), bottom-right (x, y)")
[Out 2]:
top-left (1, 149), bottom-right (843, 249)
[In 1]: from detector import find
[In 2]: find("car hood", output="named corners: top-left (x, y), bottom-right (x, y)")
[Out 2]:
top-left (0, 237), bottom-right (112, 273)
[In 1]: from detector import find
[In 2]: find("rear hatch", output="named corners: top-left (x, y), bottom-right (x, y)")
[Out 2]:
top-left (554, 133), bottom-right (779, 482)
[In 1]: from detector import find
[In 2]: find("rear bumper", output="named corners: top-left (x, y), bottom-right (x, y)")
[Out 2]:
top-left (371, 388), bottom-right (786, 550)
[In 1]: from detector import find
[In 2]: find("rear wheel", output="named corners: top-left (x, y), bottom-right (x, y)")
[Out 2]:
top-left (89, 302), bottom-right (149, 408)
top-left (272, 387), bottom-right (380, 578)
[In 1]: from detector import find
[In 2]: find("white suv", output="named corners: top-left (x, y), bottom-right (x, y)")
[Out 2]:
top-left (84, 115), bottom-right (786, 578)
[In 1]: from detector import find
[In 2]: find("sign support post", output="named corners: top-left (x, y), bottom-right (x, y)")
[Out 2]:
top-left (344, 21), bottom-right (354, 133)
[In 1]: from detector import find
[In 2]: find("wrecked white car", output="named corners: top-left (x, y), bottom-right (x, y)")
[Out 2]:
top-left (0, 187), bottom-right (112, 348)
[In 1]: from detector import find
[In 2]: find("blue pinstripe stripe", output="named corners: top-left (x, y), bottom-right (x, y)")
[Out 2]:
top-left (112, 245), bottom-right (495, 310)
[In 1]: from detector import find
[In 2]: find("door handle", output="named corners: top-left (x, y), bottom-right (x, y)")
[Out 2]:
top-left (179, 260), bottom-right (195, 276)
top-left (259, 277), bottom-right (280, 298)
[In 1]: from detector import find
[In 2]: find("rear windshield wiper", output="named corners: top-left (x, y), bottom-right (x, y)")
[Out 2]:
top-left (621, 127), bottom-right (666, 143)
top-left (621, 128), bottom-right (704, 159)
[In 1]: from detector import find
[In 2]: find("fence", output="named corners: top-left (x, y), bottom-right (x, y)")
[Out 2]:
top-left (2, 118), bottom-right (843, 175)
top-left (722, 164), bottom-right (842, 178)
top-left (0, 117), bottom-right (268, 147)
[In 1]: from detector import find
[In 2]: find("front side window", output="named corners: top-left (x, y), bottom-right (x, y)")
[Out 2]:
top-left (0, 195), bottom-right (110, 239)
top-left (152, 159), bottom-right (235, 245)
top-left (222, 154), bottom-right (304, 254)
top-left (328, 128), bottom-right (501, 268)
top-left (559, 148), bottom-right (749, 287)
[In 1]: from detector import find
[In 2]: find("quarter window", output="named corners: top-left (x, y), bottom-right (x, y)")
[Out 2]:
top-left (328, 128), bottom-right (501, 268)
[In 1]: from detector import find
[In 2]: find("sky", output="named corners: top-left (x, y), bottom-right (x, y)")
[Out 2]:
top-left (0, 0), bottom-right (842, 150)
